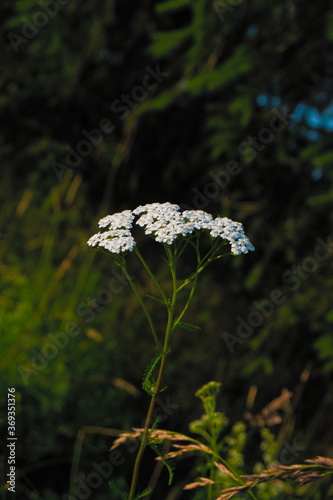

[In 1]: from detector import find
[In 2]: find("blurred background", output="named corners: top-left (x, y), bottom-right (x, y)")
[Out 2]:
top-left (1, 0), bottom-right (333, 498)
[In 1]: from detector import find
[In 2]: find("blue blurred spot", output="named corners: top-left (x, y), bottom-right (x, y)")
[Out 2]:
top-left (292, 103), bottom-right (307, 121)
top-left (323, 117), bottom-right (333, 131)
top-left (311, 169), bottom-right (323, 181)
top-left (306, 108), bottom-right (322, 128)
top-left (257, 94), bottom-right (268, 106)
top-left (256, 95), bottom-right (333, 135)
top-left (246, 25), bottom-right (259, 37)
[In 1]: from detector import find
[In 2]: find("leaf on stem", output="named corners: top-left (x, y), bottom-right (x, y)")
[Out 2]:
top-left (149, 439), bottom-right (175, 485)
top-left (175, 321), bottom-right (201, 332)
top-left (133, 487), bottom-right (153, 499)
top-left (109, 480), bottom-right (130, 499)
top-left (146, 294), bottom-right (167, 305)
top-left (142, 350), bottom-right (164, 395)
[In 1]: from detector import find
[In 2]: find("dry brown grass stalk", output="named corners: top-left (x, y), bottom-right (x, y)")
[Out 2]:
top-left (189, 456), bottom-right (333, 500)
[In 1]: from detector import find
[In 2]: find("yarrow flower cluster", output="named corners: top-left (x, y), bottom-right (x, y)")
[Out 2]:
top-left (208, 217), bottom-right (255, 255)
top-left (133, 203), bottom-right (194, 244)
top-left (98, 210), bottom-right (134, 230)
top-left (87, 203), bottom-right (255, 255)
top-left (87, 210), bottom-right (136, 254)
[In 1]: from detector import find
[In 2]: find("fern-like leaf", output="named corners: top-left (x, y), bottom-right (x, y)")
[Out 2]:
top-left (146, 294), bottom-right (166, 305)
top-left (176, 322), bottom-right (201, 332)
top-left (133, 488), bottom-right (152, 500)
top-left (142, 350), bottom-right (163, 395)
top-left (109, 482), bottom-right (152, 500)
top-left (109, 480), bottom-right (129, 500)
top-left (149, 440), bottom-right (175, 486)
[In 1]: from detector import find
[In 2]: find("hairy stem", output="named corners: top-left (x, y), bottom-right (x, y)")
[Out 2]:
top-left (128, 249), bottom-right (178, 499)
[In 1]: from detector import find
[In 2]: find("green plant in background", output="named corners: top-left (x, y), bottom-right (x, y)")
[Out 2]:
top-left (187, 381), bottom-right (247, 499)
top-left (109, 378), bottom-right (333, 499)
top-left (155, 382), bottom-right (333, 500)
top-left (87, 202), bottom-right (255, 498)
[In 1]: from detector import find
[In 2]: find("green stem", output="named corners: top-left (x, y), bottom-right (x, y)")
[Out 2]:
top-left (173, 237), bottom-right (201, 325)
top-left (207, 426), bottom-right (221, 499)
top-left (172, 237), bottom-right (191, 262)
top-left (134, 247), bottom-right (168, 305)
top-left (173, 272), bottom-right (198, 328)
top-left (141, 430), bottom-right (258, 500)
top-left (176, 255), bottom-right (212, 292)
top-left (128, 248), bottom-right (178, 499)
top-left (127, 242), bottom-right (237, 499)
top-left (121, 264), bottom-right (160, 348)
top-left (177, 241), bottom-right (228, 292)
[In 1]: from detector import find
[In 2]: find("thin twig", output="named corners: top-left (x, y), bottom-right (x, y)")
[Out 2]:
top-left (69, 426), bottom-right (122, 498)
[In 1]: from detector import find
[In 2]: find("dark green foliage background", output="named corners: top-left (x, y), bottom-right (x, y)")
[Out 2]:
top-left (1, 0), bottom-right (333, 498)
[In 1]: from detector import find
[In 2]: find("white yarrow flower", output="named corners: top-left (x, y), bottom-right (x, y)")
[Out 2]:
top-left (88, 203), bottom-right (255, 255)
top-left (98, 210), bottom-right (134, 229)
top-left (182, 210), bottom-right (213, 230)
top-left (87, 227), bottom-right (136, 254)
top-left (208, 217), bottom-right (255, 255)
top-left (133, 202), bottom-right (180, 216)
top-left (134, 202), bottom-right (192, 245)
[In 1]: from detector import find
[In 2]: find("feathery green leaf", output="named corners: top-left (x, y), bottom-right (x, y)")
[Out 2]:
top-left (176, 322), bottom-right (201, 332)
top-left (142, 350), bottom-right (164, 395)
